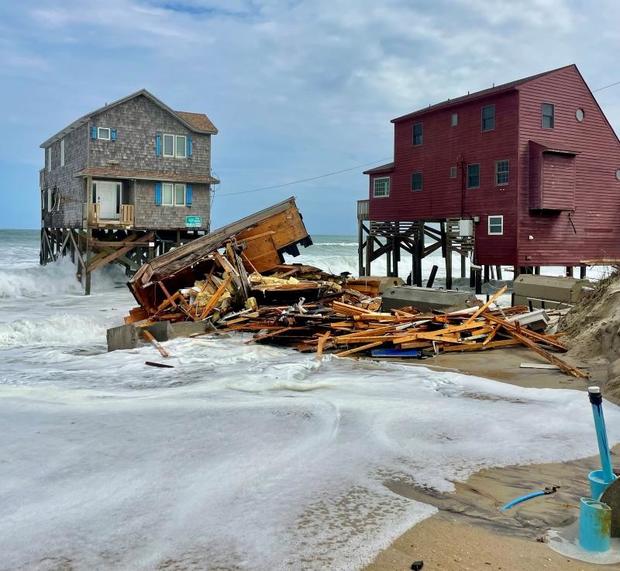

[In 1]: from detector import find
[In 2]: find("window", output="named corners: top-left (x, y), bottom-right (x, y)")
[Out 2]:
top-left (373, 177), bottom-right (390, 198)
top-left (488, 215), bottom-right (503, 235)
top-left (176, 135), bottom-right (187, 158)
top-left (467, 164), bottom-right (480, 188)
top-left (60, 139), bottom-right (65, 167)
top-left (449, 166), bottom-right (457, 179)
top-left (542, 103), bottom-right (555, 128)
top-left (162, 182), bottom-right (186, 206)
top-left (481, 105), bottom-right (495, 131)
top-left (411, 172), bottom-right (423, 191)
top-left (451, 112), bottom-right (458, 127)
top-left (495, 160), bottom-right (509, 185)
top-left (46, 147), bottom-right (51, 172)
top-left (412, 122), bottom-right (423, 145)
top-left (163, 134), bottom-right (175, 157)
top-left (163, 133), bottom-right (187, 158)
top-left (174, 183), bottom-right (186, 205)
top-left (97, 127), bottom-right (111, 140)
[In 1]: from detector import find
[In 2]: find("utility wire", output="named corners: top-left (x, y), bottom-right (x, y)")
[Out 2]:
top-left (219, 157), bottom-right (393, 197)
top-left (594, 80), bottom-right (620, 93)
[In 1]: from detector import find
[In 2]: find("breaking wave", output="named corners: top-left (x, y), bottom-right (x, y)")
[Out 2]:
top-left (0, 314), bottom-right (107, 348)
top-left (0, 260), bottom-right (82, 299)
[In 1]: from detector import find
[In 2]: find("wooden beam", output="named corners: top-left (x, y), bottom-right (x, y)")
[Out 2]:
top-left (87, 232), bottom-right (154, 272)
top-left (465, 285), bottom-right (507, 324)
top-left (335, 341), bottom-right (384, 357)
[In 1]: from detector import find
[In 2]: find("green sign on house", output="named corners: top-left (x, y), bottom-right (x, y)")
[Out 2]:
top-left (185, 215), bottom-right (202, 228)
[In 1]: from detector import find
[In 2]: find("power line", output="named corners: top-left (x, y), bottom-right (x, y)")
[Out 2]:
top-left (594, 80), bottom-right (620, 93)
top-left (219, 157), bottom-right (393, 197)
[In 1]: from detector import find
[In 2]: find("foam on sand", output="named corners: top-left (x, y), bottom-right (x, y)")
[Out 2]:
top-left (1, 337), bottom-right (619, 570)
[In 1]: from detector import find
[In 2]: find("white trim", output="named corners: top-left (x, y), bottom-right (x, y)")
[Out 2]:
top-left (162, 133), bottom-right (187, 158)
top-left (162, 182), bottom-right (186, 206)
top-left (373, 176), bottom-right (390, 198)
top-left (488, 215), bottom-right (504, 235)
top-left (97, 127), bottom-right (111, 140)
top-left (60, 138), bottom-right (65, 167)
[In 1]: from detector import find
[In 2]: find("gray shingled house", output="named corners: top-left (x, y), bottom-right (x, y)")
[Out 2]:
top-left (39, 89), bottom-right (219, 293)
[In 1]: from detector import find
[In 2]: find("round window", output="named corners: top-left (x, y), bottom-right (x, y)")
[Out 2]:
top-left (616, 169), bottom-right (620, 181)
top-left (576, 108), bottom-right (585, 122)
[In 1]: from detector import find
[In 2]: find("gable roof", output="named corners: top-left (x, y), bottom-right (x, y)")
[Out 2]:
top-left (362, 162), bottom-right (394, 175)
top-left (40, 88), bottom-right (218, 147)
top-left (392, 64), bottom-right (577, 124)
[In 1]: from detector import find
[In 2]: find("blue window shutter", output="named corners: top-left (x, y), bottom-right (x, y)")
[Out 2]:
top-left (91, 126), bottom-right (97, 140)
top-left (155, 182), bottom-right (162, 206)
top-left (111, 129), bottom-right (117, 141)
top-left (155, 134), bottom-right (162, 156)
top-left (186, 184), bottom-right (193, 206)
top-left (187, 136), bottom-right (193, 157)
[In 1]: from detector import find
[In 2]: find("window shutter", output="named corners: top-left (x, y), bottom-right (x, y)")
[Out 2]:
top-left (155, 182), bottom-right (162, 206)
top-left (187, 136), bottom-right (193, 157)
top-left (91, 126), bottom-right (97, 140)
top-left (155, 134), bottom-right (162, 156)
top-left (111, 129), bottom-right (117, 141)
top-left (186, 184), bottom-right (193, 206)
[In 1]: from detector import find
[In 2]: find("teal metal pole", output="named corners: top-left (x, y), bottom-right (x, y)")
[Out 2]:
top-left (588, 386), bottom-right (615, 485)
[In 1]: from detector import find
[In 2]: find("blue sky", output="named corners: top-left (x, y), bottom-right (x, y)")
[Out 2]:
top-left (1, 0), bottom-right (619, 233)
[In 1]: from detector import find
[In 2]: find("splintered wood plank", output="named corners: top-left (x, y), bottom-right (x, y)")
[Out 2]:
top-left (335, 341), bottom-right (384, 358)
top-left (465, 285), bottom-right (507, 324)
top-left (483, 324), bottom-right (501, 346)
top-left (316, 332), bottom-right (331, 360)
top-left (509, 330), bottom-right (588, 379)
top-left (141, 329), bottom-right (171, 358)
top-left (484, 313), bottom-right (567, 352)
top-left (248, 327), bottom-right (308, 344)
top-left (199, 275), bottom-right (232, 320)
top-left (394, 321), bottom-right (487, 345)
top-left (438, 339), bottom-right (519, 352)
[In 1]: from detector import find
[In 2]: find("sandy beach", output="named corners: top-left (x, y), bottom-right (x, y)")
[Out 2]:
top-left (364, 348), bottom-right (617, 571)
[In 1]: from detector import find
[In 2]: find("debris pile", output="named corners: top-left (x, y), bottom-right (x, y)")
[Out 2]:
top-left (121, 197), bottom-right (586, 378)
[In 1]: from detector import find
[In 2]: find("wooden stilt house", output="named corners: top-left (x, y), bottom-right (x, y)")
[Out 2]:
top-left (39, 89), bottom-right (219, 293)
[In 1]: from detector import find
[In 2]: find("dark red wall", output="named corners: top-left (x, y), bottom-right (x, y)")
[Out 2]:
top-left (517, 66), bottom-right (620, 265)
top-left (368, 65), bottom-right (620, 267)
top-left (368, 91), bottom-right (520, 264)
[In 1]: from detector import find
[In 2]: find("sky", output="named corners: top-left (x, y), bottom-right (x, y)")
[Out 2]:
top-left (1, 0), bottom-right (619, 234)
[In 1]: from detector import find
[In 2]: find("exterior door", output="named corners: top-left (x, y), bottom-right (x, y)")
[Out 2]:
top-left (95, 181), bottom-right (120, 219)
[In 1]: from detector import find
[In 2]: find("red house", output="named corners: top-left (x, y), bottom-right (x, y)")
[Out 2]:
top-left (360, 64), bottom-right (620, 284)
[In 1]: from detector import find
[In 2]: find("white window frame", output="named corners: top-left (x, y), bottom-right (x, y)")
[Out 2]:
top-left (174, 183), bottom-right (186, 206)
top-left (373, 176), bottom-right (390, 198)
top-left (451, 112), bottom-right (458, 127)
top-left (449, 165), bottom-right (457, 179)
top-left (162, 133), bottom-right (187, 158)
top-left (162, 182), bottom-right (186, 206)
top-left (495, 159), bottom-right (509, 185)
top-left (60, 138), bottom-right (65, 167)
top-left (97, 127), bottom-right (111, 140)
top-left (488, 215), bottom-right (504, 236)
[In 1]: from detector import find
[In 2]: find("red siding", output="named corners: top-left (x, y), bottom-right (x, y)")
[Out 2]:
top-left (368, 91), bottom-right (520, 265)
top-left (517, 66), bottom-right (620, 265)
top-left (541, 153), bottom-right (576, 210)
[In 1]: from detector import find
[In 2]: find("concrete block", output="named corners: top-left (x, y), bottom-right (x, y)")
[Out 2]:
top-left (381, 286), bottom-right (478, 312)
top-left (168, 320), bottom-right (211, 338)
top-left (513, 274), bottom-right (589, 307)
top-left (106, 324), bottom-right (140, 351)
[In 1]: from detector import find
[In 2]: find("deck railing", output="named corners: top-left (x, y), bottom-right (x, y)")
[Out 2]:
top-left (88, 203), bottom-right (134, 227)
top-left (357, 199), bottom-right (369, 221)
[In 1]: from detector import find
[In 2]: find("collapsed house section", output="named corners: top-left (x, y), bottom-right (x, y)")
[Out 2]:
top-left (113, 197), bottom-right (587, 379)
top-left (126, 197), bottom-right (318, 321)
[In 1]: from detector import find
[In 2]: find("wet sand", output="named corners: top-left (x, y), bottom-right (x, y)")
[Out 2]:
top-left (364, 349), bottom-right (617, 571)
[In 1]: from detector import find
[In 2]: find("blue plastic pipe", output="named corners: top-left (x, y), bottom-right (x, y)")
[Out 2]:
top-left (500, 490), bottom-right (547, 511)
top-left (579, 497), bottom-right (612, 552)
top-left (588, 386), bottom-right (616, 486)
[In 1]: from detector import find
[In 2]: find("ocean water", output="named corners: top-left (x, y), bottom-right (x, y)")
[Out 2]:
top-left (0, 229), bottom-right (618, 570)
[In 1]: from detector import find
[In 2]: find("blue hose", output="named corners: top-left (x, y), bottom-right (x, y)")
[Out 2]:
top-left (500, 486), bottom-right (559, 511)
